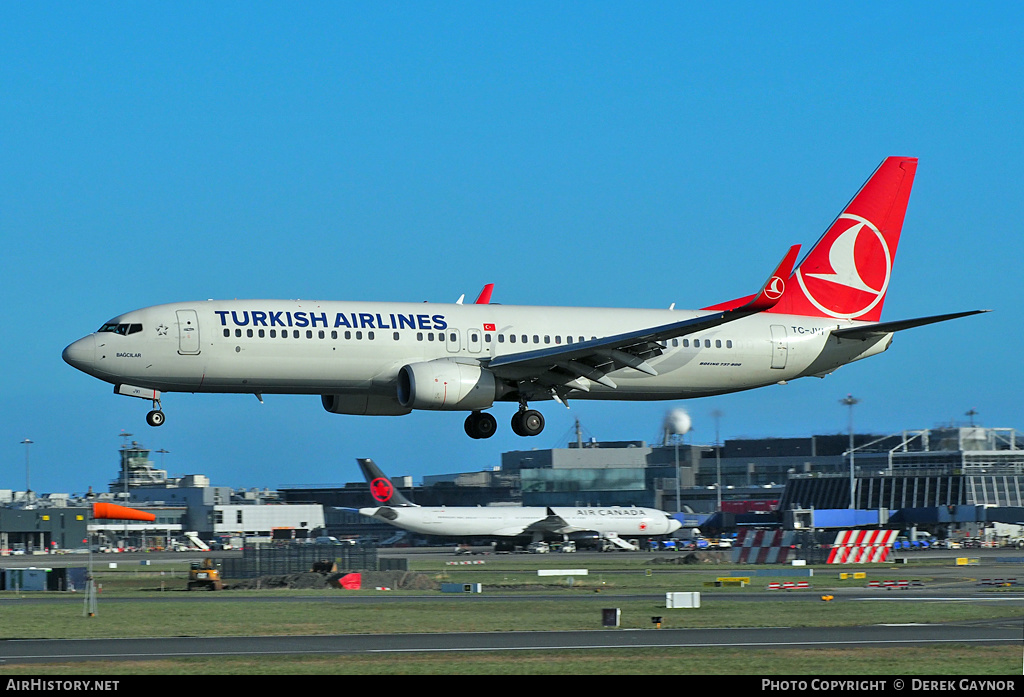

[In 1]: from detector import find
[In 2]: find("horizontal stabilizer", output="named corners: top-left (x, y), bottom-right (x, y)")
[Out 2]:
top-left (831, 310), bottom-right (990, 340)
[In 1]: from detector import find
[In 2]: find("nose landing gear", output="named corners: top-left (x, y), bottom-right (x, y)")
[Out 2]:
top-left (146, 395), bottom-right (165, 427)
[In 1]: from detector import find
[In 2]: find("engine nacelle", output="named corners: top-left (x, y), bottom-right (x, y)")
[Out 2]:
top-left (321, 393), bottom-right (411, 416)
top-left (397, 360), bottom-right (498, 411)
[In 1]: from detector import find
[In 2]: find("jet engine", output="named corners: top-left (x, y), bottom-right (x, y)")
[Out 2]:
top-left (397, 360), bottom-right (499, 411)
top-left (321, 393), bottom-right (411, 416)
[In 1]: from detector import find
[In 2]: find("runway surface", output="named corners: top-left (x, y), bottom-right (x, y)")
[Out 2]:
top-left (1, 620), bottom-right (1021, 665)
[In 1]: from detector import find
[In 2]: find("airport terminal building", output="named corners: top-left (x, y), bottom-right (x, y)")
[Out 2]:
top-left (3, 423), bottom-right (1023, 551)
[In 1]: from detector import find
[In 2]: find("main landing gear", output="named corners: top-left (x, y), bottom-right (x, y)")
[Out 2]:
top-left (464, 411), bottom-right (497, 439)
top-left (511, 406), bottom-right (545, 437)
top-left (463, 406), bottom-right (546, 439)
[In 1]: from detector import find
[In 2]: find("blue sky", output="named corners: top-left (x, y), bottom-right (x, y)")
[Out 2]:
top-left (2, 3), bottom-right (1021, 494)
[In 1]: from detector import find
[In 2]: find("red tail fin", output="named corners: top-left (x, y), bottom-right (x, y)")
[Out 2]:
top-left (768, 157), bottom-right (917, 321)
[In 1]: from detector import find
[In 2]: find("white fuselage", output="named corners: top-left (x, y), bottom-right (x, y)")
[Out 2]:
top-left (63, 299), bottom-right (893, 410)
top-left (359, 504), bottom-right (681, 538)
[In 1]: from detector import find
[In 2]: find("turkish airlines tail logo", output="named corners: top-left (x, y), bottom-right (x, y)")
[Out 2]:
top-left (768, 157), bottom-right (917, 322)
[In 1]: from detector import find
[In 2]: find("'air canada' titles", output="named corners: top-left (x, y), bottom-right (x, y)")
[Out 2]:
top-left (214, 310), bottom-right (448, 331)
top-left (575, 508), bottom-right (648, 517)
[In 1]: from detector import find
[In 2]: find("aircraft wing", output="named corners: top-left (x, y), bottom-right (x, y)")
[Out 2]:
top-left (830, 310), bottom-right (990, 340)
top-left (484, 245), bottom-right (800, 400)
top-left (486, 509), bottom-right (576, 537)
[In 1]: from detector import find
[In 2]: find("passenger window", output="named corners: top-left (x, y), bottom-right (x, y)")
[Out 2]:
top-left (318, 330), bottom-right (325, 339)
top-left (235, 329), bottom-right (242, 338)
top-left (704, 339), bottom-right (711, 348)
top-left (544, 335), bottom-right (550, 344)
top-left (247, 329), bottom-right (254, 338)
top-left (355, 331), bottom-right (363, 340)
top-left (416, 332), bottom-right (423, 341)
top-left (223, 329), bottom-right (230, 338)
top-left (293, 330), bottom-right (299, 338)
top-left (485, 334), bottom-right (492, 343)
top-left (259, 329), bottom-right (265, 338)
top-left (368, 331), bottom-right (374, 340)
top-left (498, 334), bottom-right (505, 343)
top-left (727, 340), bottom-right (733, 348)
top-left (509, 335), bottom-right (516, 343)
top-left (393, 332), bottom-right (399, 341)
top-left (533, 335), bottom-right (539, 344)
top-left (331, 331), bottom-right (337, 339)
top-left (715, 339), bottom-right (721, 348)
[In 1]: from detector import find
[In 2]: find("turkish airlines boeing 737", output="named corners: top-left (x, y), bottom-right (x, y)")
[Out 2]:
top-left (63, 157), bottom-right (984, 438)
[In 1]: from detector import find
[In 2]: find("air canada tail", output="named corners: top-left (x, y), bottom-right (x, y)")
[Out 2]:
top-left (357, 458), bottom-right (417, 507)
top-left (766, 156), bottom-right (918, 322)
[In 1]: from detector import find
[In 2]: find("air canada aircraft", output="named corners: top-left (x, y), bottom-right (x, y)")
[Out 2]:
top-left (63, 157), bottom-right (986, 438)
top-left (354, 458), bottom-right (682, 548)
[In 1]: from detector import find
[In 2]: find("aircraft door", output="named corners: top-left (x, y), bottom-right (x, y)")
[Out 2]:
top-left (446, 329), bottom-right (461, 354)
top-left (770, 325), bottom-right (787, 369)
top-left (467, 328), bottom-right (482, 353)
top-left (176, 310), bottom-right (201, 355)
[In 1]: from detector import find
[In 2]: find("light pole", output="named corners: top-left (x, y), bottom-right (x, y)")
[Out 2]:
top-left (664, 409), bottom-right (691, 513)
top-left (840, 395), bottom-right (860, 509)
top-left (711, 409), bottom-right (723, 511)
top-left (20, 438), bottom-right (33, 495)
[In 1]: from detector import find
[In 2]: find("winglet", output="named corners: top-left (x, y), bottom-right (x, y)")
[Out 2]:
top-left (738, 244), bottom-right (801, 313)
top-left (474, 283), bottom-right (494, 304)
top-left (356, 458), bottom-right (418, 507)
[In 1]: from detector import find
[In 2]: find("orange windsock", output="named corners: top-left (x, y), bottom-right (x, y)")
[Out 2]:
top-left (92, 502), bottom-right (156, 522)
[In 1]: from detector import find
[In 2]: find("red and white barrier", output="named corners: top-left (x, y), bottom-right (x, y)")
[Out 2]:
top-left (827, 529), bottom-right (897, 564)
top-left (731, 530), bottom-right (799, 564)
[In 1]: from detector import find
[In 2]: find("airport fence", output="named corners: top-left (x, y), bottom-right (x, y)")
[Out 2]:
top-left (221, 543), bottom-right (379, 579)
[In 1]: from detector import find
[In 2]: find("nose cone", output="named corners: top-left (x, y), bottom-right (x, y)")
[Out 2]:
top-left (668, 516), bottom-right (683, 534)
top-left (62, 335), bottom-right (96, 372)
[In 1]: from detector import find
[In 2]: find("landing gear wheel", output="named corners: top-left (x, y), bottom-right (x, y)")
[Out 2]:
top-left (511, 409), bottom-right (544, 437)
top-left (146, 410), bottom-right (166, 427)
top-left (464, 411), bottom-right (497, 439)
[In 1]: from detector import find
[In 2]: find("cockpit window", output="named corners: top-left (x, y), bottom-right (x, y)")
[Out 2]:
top-left (98, 323), bottom-right (143, 335)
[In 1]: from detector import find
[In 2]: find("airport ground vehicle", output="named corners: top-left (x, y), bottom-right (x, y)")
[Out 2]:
top-left (188, 558), bottom-right (224, 591)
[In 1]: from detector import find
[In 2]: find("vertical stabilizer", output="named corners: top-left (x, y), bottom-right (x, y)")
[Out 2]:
top-left (768, 157), bottom-right (917, 322)
top-left (356, 458), bottom-right (418, 507)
